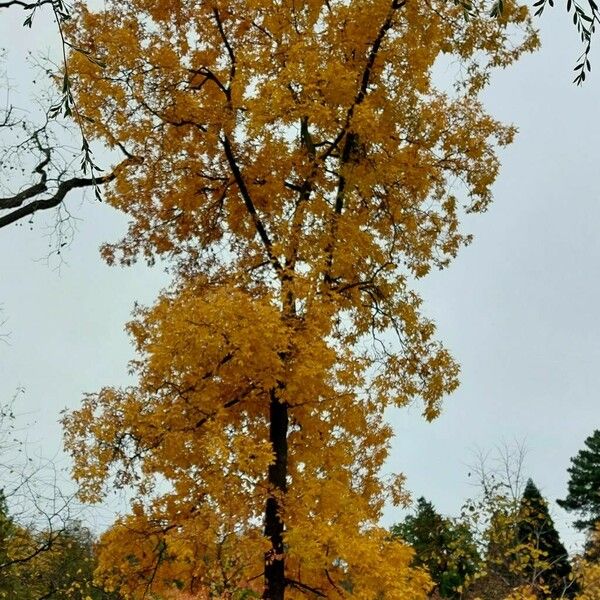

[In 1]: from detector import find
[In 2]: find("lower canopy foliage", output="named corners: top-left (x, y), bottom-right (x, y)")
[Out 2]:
top-left (64, 282), bottom-right (433, 598)
top-left (60, 0), bottom-right (539, 597)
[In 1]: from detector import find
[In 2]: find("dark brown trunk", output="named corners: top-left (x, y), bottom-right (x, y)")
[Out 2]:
top-left (263, 389), bottom-right (288, 600)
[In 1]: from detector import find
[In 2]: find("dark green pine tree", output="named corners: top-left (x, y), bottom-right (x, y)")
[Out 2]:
top-left (517, 479), bottom-right (572, 597)
top-left (558, 430), bottom-right (600, 533)
top-left (391, 497), bottom-right (479, 598)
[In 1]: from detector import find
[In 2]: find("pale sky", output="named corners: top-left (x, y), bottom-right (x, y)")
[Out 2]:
top-left (0, 3), bottom-right (598, 550)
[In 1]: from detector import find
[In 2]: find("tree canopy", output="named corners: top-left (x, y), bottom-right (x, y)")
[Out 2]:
top-left (59, 1), bottom-right (540, 598)
top-left (0, 0), bottom-right (595, 233)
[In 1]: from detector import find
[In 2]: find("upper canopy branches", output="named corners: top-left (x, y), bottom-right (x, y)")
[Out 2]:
top-left (66, 0), bottom-right (537, 288)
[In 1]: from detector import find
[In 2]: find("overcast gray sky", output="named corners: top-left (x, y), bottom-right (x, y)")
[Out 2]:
top-left (0, 3), bottom-right (598, 550)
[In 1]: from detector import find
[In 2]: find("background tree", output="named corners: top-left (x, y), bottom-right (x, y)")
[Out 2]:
top-left (391, 497), bottom-right (479, 598)
top-left (514, 479), bottom-right (573, 598)
top-left (0, 515), bottom-right (124, 599)
top-left (16, 520), bottom-right (124, 600)
top-left (457, 449), bottom-right (574, 599)
top-left (0, 489), bottom-right (23, 598)
top-left (558, 431), bottom-right (600, 536)
top-left (573, 525), bottom-right (600, 600)
top-left (462, 486), bottom-right (524, 599)
top-left (60, 1), bottom-right (538, 598)
top-left (0, 400), bottom-right (121, 599)
top-left (462, 442), bottom-right (527, 588)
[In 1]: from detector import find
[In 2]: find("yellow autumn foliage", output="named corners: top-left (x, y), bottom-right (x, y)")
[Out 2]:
top-left (61, 0), bottom-right (538, 597)
top-left (573, 527), bottom-right (600, 600)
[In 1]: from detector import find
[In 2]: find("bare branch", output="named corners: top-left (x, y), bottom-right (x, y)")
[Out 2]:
top-left (0, 122), bottom-right (140, 230)
top-left (0, 0), bottom-right (53, 9)
top-left (0, 170), bottom-right (115, 229)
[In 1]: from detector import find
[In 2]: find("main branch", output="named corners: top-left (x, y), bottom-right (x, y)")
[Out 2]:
top-left (323, 0), bottom-right (406, 285)
top-left (221, 135), bottom-right (283, 274)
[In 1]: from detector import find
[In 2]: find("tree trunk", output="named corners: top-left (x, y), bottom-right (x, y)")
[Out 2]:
top-left (263, 389), bottom-right (288, 600)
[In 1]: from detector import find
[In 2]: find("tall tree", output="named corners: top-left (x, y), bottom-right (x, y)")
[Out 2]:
top-left (61, 1), bottom-right (538, 598)
top-left (515, 479), bottom-right (572, 598)
top-left (391, 498), bottom-right (479, 598)
top-left (558, 431), bottom-right (600, 534)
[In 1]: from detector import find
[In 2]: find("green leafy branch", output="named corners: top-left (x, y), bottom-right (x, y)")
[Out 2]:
top-left (486, 0), bottom-right (598, 83)
top-left (532, 0), bottom-right (598, 83)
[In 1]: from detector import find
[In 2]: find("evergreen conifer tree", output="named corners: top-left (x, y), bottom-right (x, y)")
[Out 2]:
top-left (517, 479), bottom-right (572, 597)
top-left (558, 430), bottom-right (600, 533)
top-left (391, 497), bottom-right (479, 598)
